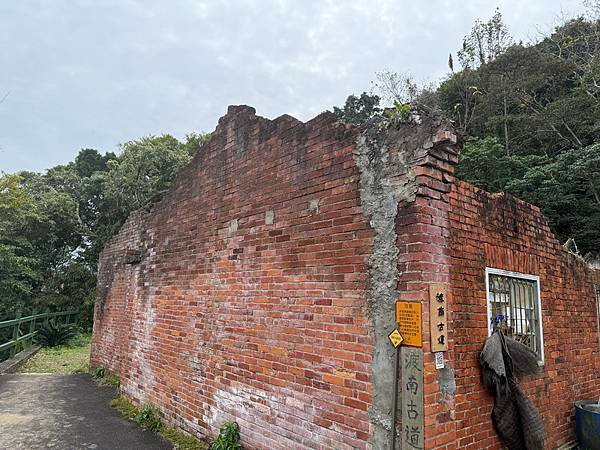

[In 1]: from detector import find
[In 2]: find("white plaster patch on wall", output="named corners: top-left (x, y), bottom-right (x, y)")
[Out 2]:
top-left (205, 382), bottom-right (280, 427)
top-left (228, 218), bottom-right (238, 235)
top-left (265, 210), bottom-right (274, 225)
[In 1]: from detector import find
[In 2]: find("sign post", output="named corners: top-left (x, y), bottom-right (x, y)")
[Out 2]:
top-left (395, 301), bottom-right (424, 450)
top-left (388, 328), bottom-right (403, 450)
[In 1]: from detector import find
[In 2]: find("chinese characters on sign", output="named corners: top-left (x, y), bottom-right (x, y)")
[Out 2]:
top-left (429, 284), bottom-right (449, 352)
top-left (395, 301), bottom-right (422, 347)
top-left (401, 347), bottom-right (424, 450)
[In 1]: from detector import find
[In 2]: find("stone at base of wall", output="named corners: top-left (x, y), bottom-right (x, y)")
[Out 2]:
top-left (0, 346), bottom-right (40, 374)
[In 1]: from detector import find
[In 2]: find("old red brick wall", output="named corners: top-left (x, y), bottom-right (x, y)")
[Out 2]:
top-left (440, 181), bottom-right (600, 450)
top-left (91, 104), bottom-right (600, 449)
top-left (91, 210), bottom-right (146, 374)
top-left (91, 106), bottom-right (376, 449)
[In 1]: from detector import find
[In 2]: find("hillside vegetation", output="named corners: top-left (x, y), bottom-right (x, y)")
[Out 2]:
top-left (334, 8), bottom-right (600, 256)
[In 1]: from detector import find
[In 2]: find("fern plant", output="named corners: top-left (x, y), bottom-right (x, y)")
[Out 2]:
top-left (210, 421), bottom-right (241, 450)
top-left (36, 320), bottom-right (78, 347)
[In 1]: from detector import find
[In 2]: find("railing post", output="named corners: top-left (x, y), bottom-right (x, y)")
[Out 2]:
top-left (10, 311), bottom-right (21, 358)
top-left (28, 312), bottom-right (36, 349)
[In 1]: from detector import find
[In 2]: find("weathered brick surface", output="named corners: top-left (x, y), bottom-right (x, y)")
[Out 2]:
top-left (92, 106), bottom-right (375, 449)
top-left (92, 105), bottom-right (600, 450)
top-left (437, 182), bottom-right (600, 450)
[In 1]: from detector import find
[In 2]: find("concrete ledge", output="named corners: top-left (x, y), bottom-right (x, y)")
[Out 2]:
top-left (0, 346), bottom-right (40, 374)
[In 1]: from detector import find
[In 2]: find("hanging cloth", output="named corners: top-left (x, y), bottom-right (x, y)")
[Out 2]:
top-left (480, 330), bottom-right (545, 450)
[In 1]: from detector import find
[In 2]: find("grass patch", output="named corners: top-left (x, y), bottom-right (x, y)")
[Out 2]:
top-left (92, 366), bottom-right (120, 387)
top-left (111, 395), bottom-right (207, 449)
top-left (96, 372), bottom-right (120, 387)
top-left (161, 426), bottom-right (207, 450)
top-left (19, 333), bottom-right (91, 374)
top-left (111, 396), bottom-right (139, 420)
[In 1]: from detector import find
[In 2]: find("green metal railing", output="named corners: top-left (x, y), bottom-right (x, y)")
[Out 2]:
top-left (0, 310), bottom-right (79, 360)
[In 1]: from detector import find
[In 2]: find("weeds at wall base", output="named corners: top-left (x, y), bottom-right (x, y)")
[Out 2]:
top-left (91, 366), bottom-right (120, 387)
top-left (110, 395), bottom-right (208, 449)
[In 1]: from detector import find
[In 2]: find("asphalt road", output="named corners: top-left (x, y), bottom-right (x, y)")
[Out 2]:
top-left (0, 373), bottom-right (172, 450)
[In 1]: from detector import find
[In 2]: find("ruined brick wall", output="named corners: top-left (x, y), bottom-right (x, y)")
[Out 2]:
top-left (92, 210), bottom-right (147, 374)
top-left (91, 106), bottom-right (377, 449)
top-left (441, 182), bottom-right (600, 450)
top-left (91, 105), bottom-right (462, 449)
top-left (91, 104), bottom-right (599, 450)
top-left (384, 126), bottom-right (600, 449)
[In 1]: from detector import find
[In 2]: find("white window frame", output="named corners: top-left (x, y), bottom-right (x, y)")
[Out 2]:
top-left (485, 267), bottom-right (545, 365)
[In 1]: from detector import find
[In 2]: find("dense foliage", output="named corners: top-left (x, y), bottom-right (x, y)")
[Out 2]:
top-left (36, 320), bottom-right (79, 347)
top-left (333, 9), bottom-right (600, 256)
top-left (0, 133), bottom-right (209, 322)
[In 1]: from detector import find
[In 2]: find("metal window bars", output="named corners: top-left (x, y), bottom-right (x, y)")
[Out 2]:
top-left (488, 274), bottom-right (541, 356)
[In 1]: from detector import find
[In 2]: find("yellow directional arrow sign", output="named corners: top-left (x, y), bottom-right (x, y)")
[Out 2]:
top-left (388, 328), bottom-right (404, 348)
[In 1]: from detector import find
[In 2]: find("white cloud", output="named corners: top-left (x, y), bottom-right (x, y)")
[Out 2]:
top-left (0, 0), bottom-right (588, 172)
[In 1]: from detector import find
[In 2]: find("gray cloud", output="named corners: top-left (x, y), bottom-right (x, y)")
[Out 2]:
top-left (0, 0), bottom-right (586, 172)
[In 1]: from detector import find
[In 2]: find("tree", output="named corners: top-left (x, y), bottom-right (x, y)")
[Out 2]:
top-left (543, 16), bottom-right (600, 104)
top-left (103, 135), bottom-right (192, 215)
top-left (75, 149), bottom-right (116, 178)
top-left (457, 8), bottom-right (513, 69)
top-left (437, 69), bottom-right (482, 135)
top-left (333, 92), bottom-right (381, 124)
top-left (0, 130), bottom-right (207, 325)
top-left (372, 71), bottom-right (420, 105)
top-left (0, 174), bottom-right (39, 318)
top-left (180, 132), bottom-right (211, 157)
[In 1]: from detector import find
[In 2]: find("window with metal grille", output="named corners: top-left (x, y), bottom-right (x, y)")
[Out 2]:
top-left (486, 268), bottom-right (544, 363)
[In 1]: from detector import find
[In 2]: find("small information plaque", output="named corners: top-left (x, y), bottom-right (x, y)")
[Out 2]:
top-left (434, 351), bottom-right (445, 369)
top-left (395, 301), bottom-right (422, 348)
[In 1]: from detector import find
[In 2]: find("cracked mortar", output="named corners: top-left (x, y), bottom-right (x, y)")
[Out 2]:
top-left (355, 113), bottom-right (451, 450)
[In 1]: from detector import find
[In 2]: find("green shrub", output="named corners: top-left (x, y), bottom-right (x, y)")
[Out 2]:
top-left (92, 366), bottom-right (106, 379)
top-left (36, 320), bottom-right (78, 347)
top-left (135, 403), bottom-right (162, 432)
top-left (210, 421), bottom-right (241, 450)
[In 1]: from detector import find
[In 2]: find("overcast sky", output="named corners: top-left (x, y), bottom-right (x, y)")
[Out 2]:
top-left (0, 0), bottom-right (587, 173)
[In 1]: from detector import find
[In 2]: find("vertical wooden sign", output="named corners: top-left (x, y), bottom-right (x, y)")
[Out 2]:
top-left (429, 284), bottom-right (448, 352)
top-left (401, 347), bottom-right (424, 450)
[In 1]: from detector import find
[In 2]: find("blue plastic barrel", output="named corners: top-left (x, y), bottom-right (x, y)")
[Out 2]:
top-left (575, 400), bottom-right (600, 450)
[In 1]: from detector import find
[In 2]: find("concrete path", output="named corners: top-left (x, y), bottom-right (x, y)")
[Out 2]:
top-left (0, 373), bottom-right (172, 450)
